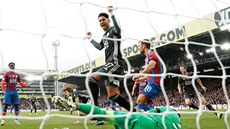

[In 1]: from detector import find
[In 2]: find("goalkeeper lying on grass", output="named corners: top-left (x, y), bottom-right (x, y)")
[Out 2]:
top-left (52, 96), bottom-right (182, 129)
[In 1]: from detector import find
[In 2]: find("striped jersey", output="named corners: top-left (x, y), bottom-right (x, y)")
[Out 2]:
top-left (145, 50), bottom-right (162, 85)
top-left (1, 71), bottom-right (27, 91)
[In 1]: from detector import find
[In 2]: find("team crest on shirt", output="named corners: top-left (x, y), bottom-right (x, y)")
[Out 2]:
top-left (11, 74), bottom-right (18, 79)
top-left (10, 79), bottom-right (17, 83)
top-left (103, 35), bottom-right (109, 49)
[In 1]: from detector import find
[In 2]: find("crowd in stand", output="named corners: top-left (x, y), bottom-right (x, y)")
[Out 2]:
top-left (1, 78), bottom-right (229, 111)
top-left (1, 98), bottom-right (55, 111)
top-left (99, 78), bottom-right (230, 108)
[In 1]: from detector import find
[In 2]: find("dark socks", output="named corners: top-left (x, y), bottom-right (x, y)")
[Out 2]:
top-left (89, 81), bottom-right (99, 106)
top-left (110, 94), bottom-right (135, 112)
top-left (189, 103), bottom-right (199, 110)
top-left (206, 104), bottom-right (217, 115)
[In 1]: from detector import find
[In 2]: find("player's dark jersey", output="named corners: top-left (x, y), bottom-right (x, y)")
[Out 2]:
top-left (74, 89), bottom-right (89, 103)
top-left (30, 96), bottom-right (37, 105)
top-left (91, 15), bottom-right (126, 68)
top-left (178, 72), bottom-right (196, 93)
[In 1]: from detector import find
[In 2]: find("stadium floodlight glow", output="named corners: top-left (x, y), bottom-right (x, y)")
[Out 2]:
top-left (221, 43), bottom-right (230, 50)
top-left (186, 54), bottom-right (193, 59)
top-left (206, 48), bottom-right (215, 53)
top-left (25, 75), bottom-right (41, 81)
top-left (199, 52), bottom-right (203, 56)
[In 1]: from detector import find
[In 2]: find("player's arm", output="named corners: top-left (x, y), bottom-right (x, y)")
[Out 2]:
top-left (142, 60), bottom-right (156, 74)
top-left (133, 60), bottom-right (155, 81)
top-left (196, 78), bottom-right (206, 92)
top-left (131, 82), bottom-right (138, 96)
top-left (108, 6), bottom-right (121, 35)
top-left (86, 32), bottom-right (104, 50)
top-left (177, 78), bottom-right (183, 95)
top-left (17, 74), bottom-right (29, 87)
top-left (1, 73), bottom-right (7, 93)
top-left (177, 84), bottom-right (183, 95)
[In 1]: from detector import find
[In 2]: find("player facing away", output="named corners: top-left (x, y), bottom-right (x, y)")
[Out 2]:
top-left (29, 94), bottom-right (37, 115)
top-left (86, 6), bottom-right (133, 112)
top-left (52, 96), bottom-right (182, 129)
top-left (132, 40), bottom-right (162, 111)
top-left (1, 62), bottom-right (30, 125)
top-left (177, 66), bottom-right (223, 119)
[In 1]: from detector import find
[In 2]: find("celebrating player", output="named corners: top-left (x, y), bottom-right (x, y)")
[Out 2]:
top-left (86, 6), bottom-right (132, 112)
top-left (1, 62), bottom-right (30, 125)
top-left (29, 94), bottom-right (37, 115)
top-left (177, 65), bottom-right (223, 119)
top-left (52, 96), bottom-right (182, 129)
top-left (132, 40), bottom-right (162, 111)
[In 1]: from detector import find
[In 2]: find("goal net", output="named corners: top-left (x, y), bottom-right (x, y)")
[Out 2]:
top-left (0, 0), bottom-right (230, 129)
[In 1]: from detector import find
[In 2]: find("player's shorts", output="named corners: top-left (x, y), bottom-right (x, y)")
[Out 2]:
top-left (3, 91), bottom-right (20, 105)
top-left (184, 92), bottom-right (203, 99)
top-left (142, 83), bottom-right (161, 101)
top-left (97, 62), bottom-right (125, 87)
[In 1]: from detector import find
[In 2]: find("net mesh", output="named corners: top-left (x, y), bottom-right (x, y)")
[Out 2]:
top-left (0, 0), bottom-right (230, 129)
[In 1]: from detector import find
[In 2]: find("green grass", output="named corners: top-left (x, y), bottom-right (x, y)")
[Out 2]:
top-left (0, 110), bottom-right (229, 129)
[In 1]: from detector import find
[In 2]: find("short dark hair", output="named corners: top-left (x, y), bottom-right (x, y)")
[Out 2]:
top-left (140, 39), bottom-right (150, 49)
top-left (98, 12), bottom-right (109, 19)
top-left (8, 62), bottom-right (15, 66)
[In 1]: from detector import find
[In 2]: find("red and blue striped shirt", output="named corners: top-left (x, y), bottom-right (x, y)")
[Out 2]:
top-left (145, 50), bottom-right (162, 86)
top-left (1, 71), bottom-right (27, 92)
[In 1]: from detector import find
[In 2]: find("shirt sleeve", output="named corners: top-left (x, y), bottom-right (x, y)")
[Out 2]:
top-left (91, 39), bottom-right (104, 50)
top-left (1, 73), bottom-right (7, 90)
top-left (111, 15), bottom-right (121, 36)
top-left (17, 74), bottom-right (27, 87)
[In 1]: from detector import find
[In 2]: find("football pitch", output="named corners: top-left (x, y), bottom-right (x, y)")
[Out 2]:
top-left (0, 110), bottom-right (228, 129)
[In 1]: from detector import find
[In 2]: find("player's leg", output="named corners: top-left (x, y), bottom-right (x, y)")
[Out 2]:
top-left (101, 63), bottom-right (134, 111)
top-left (88, 73), bottom-right (104, 125)
top-left (137, 83), bottom-right (161, 111)
top-left (184, 94), bottom-right (199, 110)
top-left (74, 110), bottom-right (80, 124)
top-left (30, 105), bottom-right (33, 114)
top-left (1, 104), bottom-right (8, 125)
top-left (200, 96), bottom-right (223, 118)
top-left (34, 105), bottom-right (37, 114)
top-left (136, 94), bottom-right (149, 111)
top-left (1, 92), bottom-right (11, 125)
top-left (96, 63), bottom-right (134, 112)
top-left (12, 92), bottom-right (21, 125)
top-left (146, 102), bottom-right (153, 110)
top-left (106, 86), bottom-right (132, 111)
